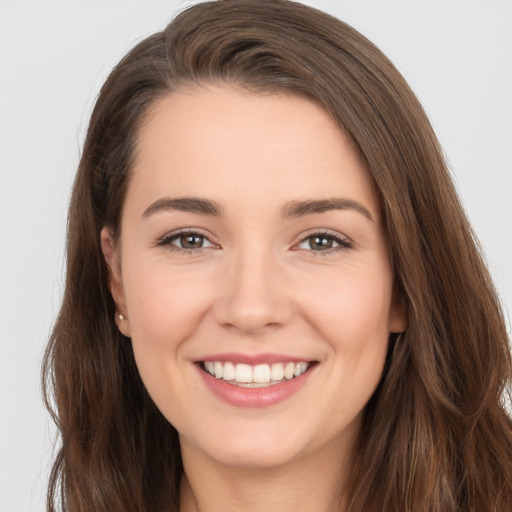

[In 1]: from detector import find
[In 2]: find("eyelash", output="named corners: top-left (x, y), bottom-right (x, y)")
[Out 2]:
top-left (155, 229), bottom-right (216, 254)
top-left (296, 230), bottom-right (353, 255)
top-left (155, 229), bottom-right (353, 255)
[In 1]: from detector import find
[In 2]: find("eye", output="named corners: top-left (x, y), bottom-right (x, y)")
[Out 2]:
top-left (156, 230), bottom-right (217, 252)
top-left (296, 231), bottom-right (352, 253)
top-left (174, 233), bottom-right (209, 249)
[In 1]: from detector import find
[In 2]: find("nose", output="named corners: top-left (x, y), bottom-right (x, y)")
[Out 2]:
top-left (213, 247), bottom-right (294, 334)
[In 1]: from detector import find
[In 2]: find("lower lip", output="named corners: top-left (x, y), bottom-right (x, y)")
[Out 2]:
top-left (197, 365), bottom-right (315, 408)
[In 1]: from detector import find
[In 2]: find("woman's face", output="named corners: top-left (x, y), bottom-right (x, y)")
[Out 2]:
top-left (102, 86), bottom-right (405, 469)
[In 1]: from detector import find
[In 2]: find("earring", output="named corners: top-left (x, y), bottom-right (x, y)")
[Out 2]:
top-left (118, 313), bottom-right (125, 321)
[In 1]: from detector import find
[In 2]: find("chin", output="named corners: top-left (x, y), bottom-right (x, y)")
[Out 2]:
top-left (181, 420), bottom-right (312, 470)
top-left (208, 441), bottom-right (303, 470)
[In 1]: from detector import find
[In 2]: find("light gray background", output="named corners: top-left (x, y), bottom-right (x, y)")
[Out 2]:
top-left (1, 1), bottom-right (511, 510)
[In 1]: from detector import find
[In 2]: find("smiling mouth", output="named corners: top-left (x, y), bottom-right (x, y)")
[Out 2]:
top-left (200, 361), bottom-right (317, 388)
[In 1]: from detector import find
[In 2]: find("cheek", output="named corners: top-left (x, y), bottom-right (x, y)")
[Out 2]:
top-left (121, 260), bottom-right (214, 372)
top-left (297, 262), bottom-right (392, 405)
top-left (121, 262), bottom-right (217, 428)
top-left (299, 265), bottom-right (393, 347)
top-left (303, 268), bottom-right (392, 419)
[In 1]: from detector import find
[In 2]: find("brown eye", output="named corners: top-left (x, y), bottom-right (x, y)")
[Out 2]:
top-left (179, 234), bottom-right (204, 249)
top-left (309, 236), bottom-right (334, 250)
top-left (156, 230), bottom-right (216, 252)
top-left (296, 231), bottom-right (353, 253)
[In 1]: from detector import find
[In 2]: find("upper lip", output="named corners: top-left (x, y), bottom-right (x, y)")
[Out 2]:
top-left (196, 352), bottom-right (316, 365)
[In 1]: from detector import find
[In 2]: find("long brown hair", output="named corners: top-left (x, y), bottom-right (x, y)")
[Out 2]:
top-left (43, 1), bottom-right (512, 510)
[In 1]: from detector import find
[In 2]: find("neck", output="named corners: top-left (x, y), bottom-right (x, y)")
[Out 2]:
top-left (179, 435), bottom-right (355, 512)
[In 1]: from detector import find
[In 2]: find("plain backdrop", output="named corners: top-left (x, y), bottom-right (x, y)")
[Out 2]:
top-left (0, 1), bottom-right (511, 510)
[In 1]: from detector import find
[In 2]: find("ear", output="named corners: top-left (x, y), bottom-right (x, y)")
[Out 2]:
top-left (100, 226), bottom-right (131, 337)
top-left (388, 286), bottom-right (408, 334)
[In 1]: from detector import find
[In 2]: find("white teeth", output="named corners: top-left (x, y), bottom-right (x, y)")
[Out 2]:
top-left (214, 361), bottom-right (223, 379)
top-left (284, 362), bottom-right (295, 380)
top-left (270, 363), bottom-right (284, 381)
top-left (223, 361), bottom-right (235, 381)
top-left (203, 360), bottom-right (311, 386)
top-left (235, 363), bottom-right (253, 383)
top-left (253, 364), bottom-right (271, 383)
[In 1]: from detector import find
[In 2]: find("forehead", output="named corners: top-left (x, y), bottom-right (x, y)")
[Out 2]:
top-left (128, 85), bottom-right (379, 217)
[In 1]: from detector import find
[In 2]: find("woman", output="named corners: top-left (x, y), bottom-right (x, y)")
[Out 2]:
top-left (42, 1), bottom-right (512, 510)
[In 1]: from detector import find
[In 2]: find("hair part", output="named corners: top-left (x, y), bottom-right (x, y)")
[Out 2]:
top-left (43, 1), bottom-right (512, 511)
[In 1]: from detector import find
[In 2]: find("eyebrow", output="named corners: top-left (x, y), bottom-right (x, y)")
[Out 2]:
top-left (142, 197), bottom-right (224, 218)
top-left (282, 198), bottom-right (374, 221)
top-left (141, 196), bottom-right (373, 221)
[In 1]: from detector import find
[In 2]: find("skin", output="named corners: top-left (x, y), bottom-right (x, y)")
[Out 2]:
top-left (101, 86), bottom-right (405, 511)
